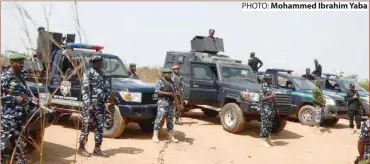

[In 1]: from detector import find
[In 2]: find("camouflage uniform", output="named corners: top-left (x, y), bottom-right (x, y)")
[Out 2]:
top-left (1, 55), bottom-right (33, 164)
top-left (259, 82), bottom-right (275, 138)
top-left (79, 66), bottom-right (110, 146)
top-left (360, 119), bottom-right (370, 160)
top-left (153, 78), bottom-right (175, 131)
top-left (312, 81), bottom-right (324, 127)
top-left (171, 73), bottom-right (184, 122)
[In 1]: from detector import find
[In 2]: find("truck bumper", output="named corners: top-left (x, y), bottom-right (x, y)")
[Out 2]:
top-left (118, 104), bottom-right (158, 120)
top-left (239, 101), bottom-right (290, 116)
top-left (324, 105), bottom-right (348, 119)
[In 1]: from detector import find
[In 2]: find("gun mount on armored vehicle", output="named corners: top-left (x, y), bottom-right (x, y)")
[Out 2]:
top-left (163, 32), bottom-right (291, 134)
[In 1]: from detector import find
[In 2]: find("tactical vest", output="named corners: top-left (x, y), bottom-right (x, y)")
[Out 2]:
top-left (160, 77), bottom-right (174, 101)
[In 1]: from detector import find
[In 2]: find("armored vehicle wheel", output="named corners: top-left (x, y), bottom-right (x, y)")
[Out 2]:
top-left (103, 105), bottom-right (126, 138)
top-left (26, 129), bottom-right (43, 153)
top-left (139, 117), bottom-right (165, 132)
top-left (323, 118), bottom-right (339, 126)
top-left (271, 118), bottom-right (287, 133)
top-left (220, 103), bottom-right (245, 134)
top-left (202, 109), bottom-right (219, 118)
top-left (298, 105), bottom-right (316, 126)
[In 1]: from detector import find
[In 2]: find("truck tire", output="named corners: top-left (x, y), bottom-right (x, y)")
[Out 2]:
top-left (202, 109), bottom-right (219, 118)
top-left (103, 105), bottom-right (126, 138)
top-left (139, 118), bottom-right (165, 132)
top-left (271, 117), bottom-right (287, 133)
top-left (220, 103), bottom-right (245, 134)
top-left (26, 129), bottom-right (43, 153)
top-left (323, 118), bottom-right (339, 126)
top-left (298, 105), bottom-right (316, 126)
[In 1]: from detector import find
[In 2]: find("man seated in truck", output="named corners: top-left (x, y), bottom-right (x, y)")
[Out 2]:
top-left (128, 63), bottom-right (139, 79)
top-left (302, 68), bottom-right (315, 81)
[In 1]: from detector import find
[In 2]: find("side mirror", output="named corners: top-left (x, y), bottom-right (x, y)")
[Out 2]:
top-left (288, 84), bottom-right (296, 90)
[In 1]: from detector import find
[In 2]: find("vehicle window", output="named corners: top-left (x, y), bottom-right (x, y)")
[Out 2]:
top-left (221, 66), bottom-right (255, 83)
top-left (291, 78), bottom-right (316, 90)
top-left (191, 64), bottom-right (213, 80)
top-left (277, 76), bottom-right (290, 88)
top-left (340, 80), bottom-right (366, 92)
top-left (100, 58), bottom-right (129, 77)
top-left (324, 79), bottom-right (338, 90)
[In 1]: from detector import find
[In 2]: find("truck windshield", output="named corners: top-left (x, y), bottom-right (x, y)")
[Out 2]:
top-left (100, 57), bottom-right (129, 77)
top-left (291, 78), bottom-right (316, 90)
top-left (221, 66), bottom-right (256, 83)
top-left (339, 80), bottom-right (366, 92)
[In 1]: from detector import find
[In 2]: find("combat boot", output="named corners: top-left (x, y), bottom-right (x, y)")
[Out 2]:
top-left (93, 144), bottom-right (109, 158)
top-left (168, 130), bottom-right (179, 143)
top-left (77, 143), bottom-right (91, 157)
top-left (152, 130), bottom-right (160, 143)
top-left (261, 138), bottom-right (272, 148)
top-left (267, 136), bottom-right (275, 146)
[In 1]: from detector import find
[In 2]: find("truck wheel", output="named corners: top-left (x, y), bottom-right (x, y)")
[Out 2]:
top-left (323, 118), bottom-right (339, 126)
top-left (103, 105), bottom-right (126, 138)
top-left (298, 105), bottom-right (315, 126)
top-left (139, 117), bottom-right (165, 132)
top-left (271, 117), bottom-right (287, 133)
top-left (26, 129), bottom-right (43, 153)
top-left (202, 109), bottom-right (219, 118)
top-left (220, 103), bottom-right (245, 134)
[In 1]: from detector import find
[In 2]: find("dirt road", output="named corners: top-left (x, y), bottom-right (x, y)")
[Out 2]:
top-left (30, 109), bottom-right (358, 164)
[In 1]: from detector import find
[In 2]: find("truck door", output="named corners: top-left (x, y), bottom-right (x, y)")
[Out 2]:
top-left (49, 52), bottom-right (82, 107)
top-left (188, 62), bottom-right (218, 106)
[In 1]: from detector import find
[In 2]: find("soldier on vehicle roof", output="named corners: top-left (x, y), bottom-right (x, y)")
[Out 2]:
top-left (209, 29), bottom-right (215, 38)
top-left (171, 64), bottom-right (184, 125)
top-left (311, 59), bottom-right (322, 78)
top-left (344, 83), bottom-right (362, 135)
top-left (259, 73), bottom-right (276, 147)
top-left (1, 53), bottom-right (35, 164)
top-left (302, 68), bottom-right (315, 81)
top-left (248, 52), bottom-right (263, 77)
top-left (78, 54), bottom-right (111, 158)
top-left (152, 68), bottom-right (179, 143)
top-left (128, 63), bottom-right (139, 79)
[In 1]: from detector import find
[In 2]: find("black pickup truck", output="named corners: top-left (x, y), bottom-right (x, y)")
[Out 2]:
top-left (163, 35), bottom-right (291, 134)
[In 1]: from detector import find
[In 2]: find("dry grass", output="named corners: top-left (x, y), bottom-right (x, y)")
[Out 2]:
top-left (137, 66), bottom-right (162, 83)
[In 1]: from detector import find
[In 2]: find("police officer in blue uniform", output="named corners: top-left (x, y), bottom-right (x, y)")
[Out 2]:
top-left (152, 68), bottom-right (179, 143)
top-left (78, 55), bottom-right (110, 158)
top-left (1, 53), bottom-right (34, 164)
top-left (259, 73), bottom-right (276, 147)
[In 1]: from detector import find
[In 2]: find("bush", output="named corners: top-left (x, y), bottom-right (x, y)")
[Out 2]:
top-left (359, 80), bottom-right (369, 91)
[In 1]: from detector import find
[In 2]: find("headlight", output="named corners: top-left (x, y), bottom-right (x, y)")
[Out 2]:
top-left (119, 91), bottom-right (142, 103)
top-left (241, 91), bottom-right (260, 102)
top-left (38, 92), bottom-right (51, 105)
top-left (325, 98), bottom-right (335, 106)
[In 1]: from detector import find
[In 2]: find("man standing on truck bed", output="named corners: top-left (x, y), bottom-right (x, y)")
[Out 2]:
top-left (1, 53), bottom-right (34, 163)
top-left (302, 68), bottom-right (315, 81)
top-left (171, 64), bottom-right (184, 125)
top-left (248, 52), bottom-right (263, 78)
top-left (312, 80), bottom-right (325, 134)
top-left (311, 59), bottom-right (322, 78)
top-left (152, 68), bottom-right (179, 143)
top-left (259, 73), bottom-right (276, 147)
top-left (128, 63), bottom-right (139, 79)
top-left (78, 55), bottom-right (110, 158)
top-left (344, 83), bottom-right (362, 135)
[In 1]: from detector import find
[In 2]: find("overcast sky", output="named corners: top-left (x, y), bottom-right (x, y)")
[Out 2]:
top-left (1, 2), bottom-right (368, 80)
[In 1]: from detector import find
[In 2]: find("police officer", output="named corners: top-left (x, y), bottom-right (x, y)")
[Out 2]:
top-left (344, 83), bottom-right (362, 134)
top-left (311, 59), bottom-right (322, 78)
top-left (1, 53), bottom-right (34, 163)
top-left (128, 63), bottom-right (139, 79)
top-left (171, 64), bottom-right (184, 125)
top-left (356, 111), bottom-right (370, 163)
top-left (152, 68), bottom-right (179, 143)
top-left (248, 52), bottom-right (263, 77)
top-left (302, 68), bottom-right (315, 81)
top-left (259, 74), bottom-right (276, 147)
top-left (312, 80), bottom-right (325, 134)
top-left (78, 55), bottom-right (110, 158)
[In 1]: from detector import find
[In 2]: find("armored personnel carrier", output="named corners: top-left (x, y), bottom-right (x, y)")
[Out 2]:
top-left (163, 33), bottom-right (292, 134)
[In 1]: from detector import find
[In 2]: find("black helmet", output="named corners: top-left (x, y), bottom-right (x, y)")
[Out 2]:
top-left (263, 73), bottom-right (273, 79)
top-left (349, 83), bottom-right (355, 88)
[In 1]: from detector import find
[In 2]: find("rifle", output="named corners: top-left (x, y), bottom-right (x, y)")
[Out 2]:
top-left (161, 78), bottom-right (184, 112)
